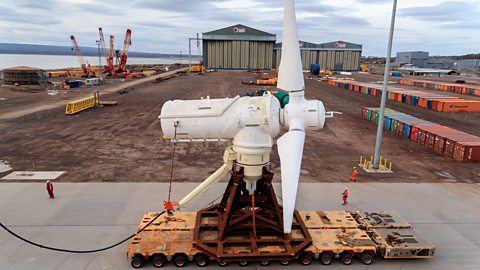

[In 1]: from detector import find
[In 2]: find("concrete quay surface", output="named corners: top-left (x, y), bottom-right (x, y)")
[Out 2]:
top-left (1, 182), bottom-right (479, 270)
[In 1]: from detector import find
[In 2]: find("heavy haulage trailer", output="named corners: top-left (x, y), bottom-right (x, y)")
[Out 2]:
top-left (126, 171), bottom-right (435, 268)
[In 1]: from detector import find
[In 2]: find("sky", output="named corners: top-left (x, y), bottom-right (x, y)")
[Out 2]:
top-left (0, 0), bottom-right (478, 56)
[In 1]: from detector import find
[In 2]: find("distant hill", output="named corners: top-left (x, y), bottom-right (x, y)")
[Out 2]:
top-left (0, 43), bottom-right (192, 58)
top-left (430, 53), bottom-right (480, 60)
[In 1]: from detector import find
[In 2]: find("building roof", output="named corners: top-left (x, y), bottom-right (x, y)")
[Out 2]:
top-left (275, 40), bottom-right (362, 50)
top-left (203, 24), bottom-right (276, 41)
top-left (397, 67), bottom-right (455, 74)
top-left (3, 66), bottom-right (43, 71)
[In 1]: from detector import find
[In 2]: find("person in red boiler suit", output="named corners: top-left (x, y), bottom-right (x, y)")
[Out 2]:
top-left (46, 180), bottom-right (54, 199)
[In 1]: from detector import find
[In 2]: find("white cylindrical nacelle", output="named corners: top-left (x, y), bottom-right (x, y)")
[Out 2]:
top-left (281, 95), bottom-right (326, 131)
top-left (159, 94), bottom-right (281, 141)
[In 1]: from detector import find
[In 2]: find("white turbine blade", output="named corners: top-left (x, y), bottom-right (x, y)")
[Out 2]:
top-left (277, 130), bottom-right (305, 233)
top-left (277, 0), bottom-right (304, 92)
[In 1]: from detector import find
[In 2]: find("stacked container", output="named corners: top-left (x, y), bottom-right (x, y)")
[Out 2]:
top-left (361, 107), bottom-right (480, 162)
top-left (399, 79), bottom-right (480, 97)
top-left (329, 80), bottom-right (480, 112)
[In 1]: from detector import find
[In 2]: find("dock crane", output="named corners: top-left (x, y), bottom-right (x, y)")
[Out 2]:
top-left (117, 29), bottom-right (132, 72)
top-left (70, 35), bottom-right (94, 77)
top-left (98, 27), bottom-right (114, 74)
top-left (108, 35), bottom-right (115, 73)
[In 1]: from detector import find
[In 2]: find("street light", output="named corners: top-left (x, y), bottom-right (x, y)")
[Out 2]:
top-left (95, 40), bottom-right (102, 79)
top-left (373, 0), bottom-right (398, 169)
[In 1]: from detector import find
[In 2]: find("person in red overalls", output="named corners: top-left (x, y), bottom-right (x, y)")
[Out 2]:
top-left (350, 167), bottom-right (357, 182)
top-left (342, 188), bottom-right (349, 205)
top-left (46, 180), bottom-right (54, 199)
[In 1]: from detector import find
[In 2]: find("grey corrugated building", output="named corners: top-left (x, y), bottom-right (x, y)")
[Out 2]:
top-left (202, 24), bottom-right (276, 70)
top-left (202, 25), bottom-right (362, 71)
top-left (273, 40), bottom-right (362, 71)
top-left (395, 51), bottom-right (429, 68)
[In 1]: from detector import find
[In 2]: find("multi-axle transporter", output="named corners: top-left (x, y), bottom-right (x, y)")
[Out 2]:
top-left (127, 170), bottom-right (434, 268)
top-left (127, 210), bottom-right (434, 268)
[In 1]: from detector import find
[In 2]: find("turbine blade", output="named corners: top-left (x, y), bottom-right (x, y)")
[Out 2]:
top-left (277, 0), bottom-right (304, 92)
top-left (277, 130), bottom-right (305, 233)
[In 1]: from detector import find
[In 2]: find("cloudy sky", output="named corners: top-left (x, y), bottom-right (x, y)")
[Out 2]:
top-left (0, 0), bottom-right (478, 56)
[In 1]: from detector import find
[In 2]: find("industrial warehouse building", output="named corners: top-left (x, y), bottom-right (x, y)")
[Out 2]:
top-left (202, 24), bottom-right (276, 70)
top-left (395, 51), bottom-right (429, 68)
top-left (202, 25), bottom-right (362, 71)
top-left (1, 66), bottom-right (47, 85)
top-left (273, 41), bottom-right (362, 71)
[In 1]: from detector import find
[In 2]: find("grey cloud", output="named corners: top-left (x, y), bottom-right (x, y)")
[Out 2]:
top-left (16, 0), bottom-right (57, 11)
top-left (399, 1), bottom-right (479, 22)
top-left (134, 21), bottom-right (175, 29)
top-left (72, 3), bottom-right (127, 16)
top-left (0, 5), bottom-right (61, 25)
top-left (134, 0), bottom-right (221, 12)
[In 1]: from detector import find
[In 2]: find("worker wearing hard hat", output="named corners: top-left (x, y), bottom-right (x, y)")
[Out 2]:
top-left (342, 188), bottom-right (349, 205)
top-left (350, 167), bottom-right (357, 182)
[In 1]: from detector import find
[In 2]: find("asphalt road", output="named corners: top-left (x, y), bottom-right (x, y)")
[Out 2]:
top-left (1, 182), bottom-right (479, 270)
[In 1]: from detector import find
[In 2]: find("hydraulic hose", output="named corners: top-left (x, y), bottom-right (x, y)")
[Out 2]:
top-left (0, 211), bottom-right (165, 254)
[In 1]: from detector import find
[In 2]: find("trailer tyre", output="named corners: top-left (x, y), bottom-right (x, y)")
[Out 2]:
top-left (280, 259), bottom-right (290, 266)
top-left (152, 255), bottom-right (165, 268)
top-left (259, 260), bottom-right (269, 266)
top-left (341, 253), bottom-right (353, 265)
top-left (239, 260), bottom-right (248, 266)
top-left (218, 259), bottom-right (228, 267)
top-left (174, 255), bottom-right (188, 267)
top-left (131, 255), bottom-right (144, 269)
top-left (360, 252), bottom-right (374, 265)
top-left (195, 254), bottom-right (209, 267)
top-left (299, 253), bottom-right (313, 265)
top-left (319, 253), bottom-right (333, 265)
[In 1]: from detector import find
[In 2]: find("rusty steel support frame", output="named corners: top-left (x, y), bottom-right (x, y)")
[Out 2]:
top-left (193, 167), bottom-right (312, 261)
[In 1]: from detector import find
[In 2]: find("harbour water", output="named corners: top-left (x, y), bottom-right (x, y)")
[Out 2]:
top-left (0, 54), bottom-right (194, 70)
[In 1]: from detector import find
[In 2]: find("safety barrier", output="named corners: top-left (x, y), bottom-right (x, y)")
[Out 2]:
top-left (65, 91), bottom-right (100, 115)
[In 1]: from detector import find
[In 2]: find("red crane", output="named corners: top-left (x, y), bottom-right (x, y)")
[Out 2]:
top-left (98, 27), bottom-right (113, 74)
top-left (108, 35), bottom-right (115, 73)
top-left (118, 29), bottom-right (132, 72)
top-left (70, 35), bottom-right (94, 77)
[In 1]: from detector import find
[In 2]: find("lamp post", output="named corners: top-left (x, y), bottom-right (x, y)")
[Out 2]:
top-left (373, 0), bottom-right (398, 169)
top-left (95, 40), bottom-right (102, 79)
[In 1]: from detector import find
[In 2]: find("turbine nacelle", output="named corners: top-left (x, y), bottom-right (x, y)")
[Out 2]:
top-left (281, 93), bottom-right (326, 132)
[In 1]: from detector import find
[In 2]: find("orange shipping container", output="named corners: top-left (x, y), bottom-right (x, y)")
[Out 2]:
top-left (437, 100), bottom-right (480, 113)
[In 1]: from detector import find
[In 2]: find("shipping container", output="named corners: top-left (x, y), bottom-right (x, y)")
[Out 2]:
top-left (399, 79), bottom-right (480, 97)
top-left (361, 107), bottom-right (480, 162)
top-left (453, 142), bottom-right (480, 162)
top-left (330, 79), bottom-right (480, 113)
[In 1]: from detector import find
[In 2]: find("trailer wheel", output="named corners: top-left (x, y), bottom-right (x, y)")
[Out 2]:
top-left (280, 259), bottom-right (290, 266)
top-left (173, 255), bottom-right (188, 267)
top-left (239, 260), bottom-right (248, 266)
top-left (131, 255), bottom-right (144, 269)
top-left (218, 259), bottom-right (228, 267)
top-left (195, 254), bottom-right (209, 267)
top-left (299, 253), bottom-right (313, 265)
top-left (152, 255), bottom-right (165, 268)
top-left (341, 253), bottom-right (353, 265)
top-left (259, 259), bottom-right (269, 266)
top-left (360, 252), bottom-right (374, 265)
top-left (319, 253), bottom-right (333, 265)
